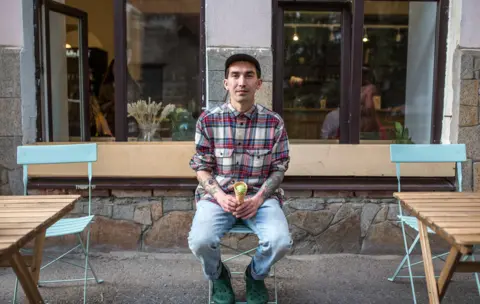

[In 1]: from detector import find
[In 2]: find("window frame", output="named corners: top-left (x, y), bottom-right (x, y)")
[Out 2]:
top-left (33, 0), bottom-right (91, 142)
top-left (272, 0), bottom-right (448, 144)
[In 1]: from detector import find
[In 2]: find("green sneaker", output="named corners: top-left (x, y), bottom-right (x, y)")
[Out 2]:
top-left (211, 263), bottom-right (235, 304)
top-left (245, 264), bottom-right (269, 304)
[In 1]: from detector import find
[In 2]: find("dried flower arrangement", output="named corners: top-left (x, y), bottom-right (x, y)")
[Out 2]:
top-left (127, 97), bottom-right (176, 126)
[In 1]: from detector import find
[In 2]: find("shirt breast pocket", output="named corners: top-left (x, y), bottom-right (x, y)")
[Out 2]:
top-left (214, 148), bottom-right (234, 169)
top-left (246, 149), bottom-right (271, 175)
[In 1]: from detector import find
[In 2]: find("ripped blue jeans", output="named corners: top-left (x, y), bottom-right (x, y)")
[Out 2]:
top-left (188, 198), bottom-right (292, 280)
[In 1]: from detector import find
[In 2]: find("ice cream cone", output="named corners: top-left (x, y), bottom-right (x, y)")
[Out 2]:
top-left (233, 181), bottom-right (248, 205)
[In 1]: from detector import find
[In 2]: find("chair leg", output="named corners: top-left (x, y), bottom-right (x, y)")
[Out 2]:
top-left (399, 222), bottom-right (417, 304)
top-left (76, 233), bottom-right (103, 284)
top-left (470, 250), bottom-right (480, 296)
top-left (82, 227), bottom-right (91, 304)
top-left (12, 277), bottom-right (19, 304)
top-left (208, 280), bottom-right (212, 304)
top-left (389, 234), bottom-right (420, 282)
top-left (273, 266), bottom-right (277, 304)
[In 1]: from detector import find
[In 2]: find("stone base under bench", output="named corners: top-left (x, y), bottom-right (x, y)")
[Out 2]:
top-left (28, 189), bottom-right (451, 255)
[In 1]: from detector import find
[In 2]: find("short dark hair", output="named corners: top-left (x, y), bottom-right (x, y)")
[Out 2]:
top-left (224, 53), bottom-right (262, 78)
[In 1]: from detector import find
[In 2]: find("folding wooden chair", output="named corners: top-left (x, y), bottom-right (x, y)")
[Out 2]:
top-left (388, 144), bottom-right (479, 304)
top-left (208, 220), bottom-right (278, 304)
top-left (13, 143), bottom-right (103, 304)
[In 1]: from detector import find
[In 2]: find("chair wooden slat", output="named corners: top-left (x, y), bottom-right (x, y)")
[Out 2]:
top-left (0, 195), bottom-right (80, 201)
top-left (434, 222), bottom-right (480, 228)
top-left (394, 192), bottom-right (480, 198)
top-left (454, 235), bottom-right (480, 245)
top-left (419, 211), bottom-right (480, 217)
top-left (444, 228), bottom-right (480, 235)
top-left (0, 223), bottom-right (39, 229)
top-left (414, 207), bottom-right (480, 212)
top-left (0, 217), bottom-right (49, 223)
top-left (0, 199), bottom-right (78, 204)
top-left (0, 208), bottom-right (72, 213)
top-left (0, 236), bottom-right (22, 243)
top-left (429, 216), bottom-right (480, 222)
top-left (0, 203), bottom-right (77, 208)
top-left (0, 212), bottom-right (67, 218)
top-left (407, 201), bottom-right (480, 205)
top-left (0, 229), bottom-right (33, 236)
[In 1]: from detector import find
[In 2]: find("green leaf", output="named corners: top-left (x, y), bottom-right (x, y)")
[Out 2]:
top-left (394, 121), bottom-right (403, 134)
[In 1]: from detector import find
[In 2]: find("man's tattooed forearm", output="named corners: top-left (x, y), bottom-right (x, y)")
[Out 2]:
top-left (199, 176), bottom-right (222, 197)
top-left (258, 171), bottom-right (285, 199)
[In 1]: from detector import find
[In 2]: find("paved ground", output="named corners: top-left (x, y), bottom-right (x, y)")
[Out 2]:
top-left (0, 252), bottom-right (478, 304)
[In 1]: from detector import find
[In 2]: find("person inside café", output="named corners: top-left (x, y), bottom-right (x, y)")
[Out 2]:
top-left (321, 72), bottom-right (386, 140)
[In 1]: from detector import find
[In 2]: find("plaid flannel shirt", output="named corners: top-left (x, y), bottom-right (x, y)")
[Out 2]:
top-left (189, 102), bottom-right (290, 204)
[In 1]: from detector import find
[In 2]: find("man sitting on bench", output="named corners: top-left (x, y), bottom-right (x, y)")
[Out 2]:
top-left (188, 54), bottom-right (292, 304)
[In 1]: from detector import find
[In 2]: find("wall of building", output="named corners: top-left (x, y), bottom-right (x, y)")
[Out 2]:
top-left (444, 0), bottom-right (480, 191)
top-left (0, 0), bottom-right (24, 47)
top-left (0, 0), bottom-right (28, 195)
top-left (205, 0), bottom-right (273, 110)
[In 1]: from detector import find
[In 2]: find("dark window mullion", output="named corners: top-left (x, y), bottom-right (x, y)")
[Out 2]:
top-left (340, 4), bottom-right (352, 144)
top-left (43, 4), bottom-right (53, 142)
top-left (200, 0), bottom-right (206, 111)
top-left (430, 0), bottom-right (448, 144)
top-left (79, 13), bottom-right (90, 141)
top-left (349, 0), bottom-right (364, 144)
top-left (272, 2), bottom-right (284, 117)
top-left (114, 0), bottom-right (127, 141)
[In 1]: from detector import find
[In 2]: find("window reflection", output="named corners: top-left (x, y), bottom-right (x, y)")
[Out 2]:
top-left (283, 11), bottom-right (342, 142)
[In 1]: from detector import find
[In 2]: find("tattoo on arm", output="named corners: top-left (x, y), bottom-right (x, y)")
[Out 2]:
top-left (257, 171), bottom-right (285, 200)
top-left (197, 172), bottom-right (224, 198)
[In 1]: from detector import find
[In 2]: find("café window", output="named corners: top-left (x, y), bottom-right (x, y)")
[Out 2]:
top-left (35, 0), bottom-right (203, 142)
top-left (274, 0), bottom-right (445, 144)
top-left (122, 0), bottom-right (202, 142)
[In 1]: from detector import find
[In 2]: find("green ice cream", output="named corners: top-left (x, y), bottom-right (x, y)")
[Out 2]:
top-left (235, 184), bottom-right (247, 194)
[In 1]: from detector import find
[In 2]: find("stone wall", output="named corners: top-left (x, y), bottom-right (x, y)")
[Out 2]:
top-left (30, 188), bottom-right (450, 255)
top-left (0, 47), bottom-right (23, 195)
top-left (457, 50), bottom-right (480, 191)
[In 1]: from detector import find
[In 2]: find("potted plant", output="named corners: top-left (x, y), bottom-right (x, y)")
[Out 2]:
top-left (168, 107), bottom-right (196, 141)
top-left (394, 121), bottom-right (414, 144)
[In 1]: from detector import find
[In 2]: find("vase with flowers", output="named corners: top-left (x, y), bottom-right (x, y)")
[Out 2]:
top-left (127, 98), bottom-right (176, 141)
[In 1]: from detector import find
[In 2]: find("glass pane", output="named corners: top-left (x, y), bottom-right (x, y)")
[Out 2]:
top-left (125, 0), bottom-right (201, 141)
top-left (47, 12), bottom-right (84, 141)
top-left (283, 11), bottom-right (342, 143)
top-left (361, 1), bottom-right (437, 143)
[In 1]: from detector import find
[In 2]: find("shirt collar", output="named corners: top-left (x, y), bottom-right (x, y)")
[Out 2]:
top-left (226, 102), bottom-right (257, 119)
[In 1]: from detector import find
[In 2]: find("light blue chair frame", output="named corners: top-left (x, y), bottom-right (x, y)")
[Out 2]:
top-left (13, 143), bottom-right (103, 304)
top-left (389, 144), bottom-right (479, 303)
top-left (208, 221), bottom-right (277, 304)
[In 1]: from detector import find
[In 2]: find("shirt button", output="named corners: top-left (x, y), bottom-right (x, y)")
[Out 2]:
top-left (238, 142), bottom-right (241, 146)
top-left (240, 122), bottom-right (244, 126)
top-left (236, 162), bottom-right (239, 165)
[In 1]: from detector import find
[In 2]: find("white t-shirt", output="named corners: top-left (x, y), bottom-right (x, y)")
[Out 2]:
top-left (321, 108), bottom-right (340, 139)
